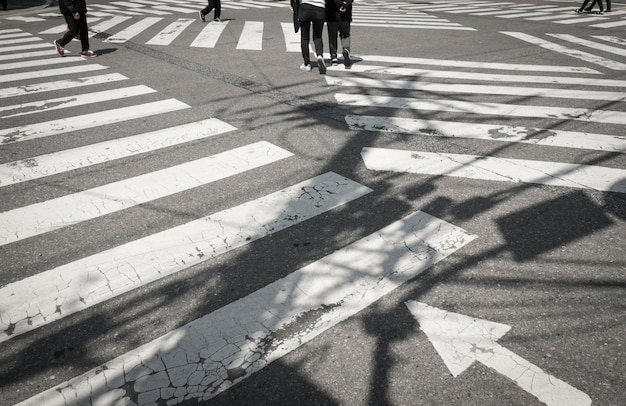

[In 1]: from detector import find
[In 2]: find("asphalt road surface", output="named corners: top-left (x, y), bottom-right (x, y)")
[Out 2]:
top-left (0, 0), bottom-right (624, 405)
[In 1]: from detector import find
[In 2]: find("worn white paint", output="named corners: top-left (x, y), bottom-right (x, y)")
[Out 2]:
top-left (18, 211), bottom-right (474, 405)
top-left (0, 141), bottom-right (292, 246)
top-left (345, 115), bottom-right (626, 153)
top-left (406, 302), bottom-right (592, 406)
top-left (191, 21), bottom-right (228, 48)
top-left (237, 21), bottom-right (264, 50)
top-left (0, 118), bottom-right (235, 187)
top-left (0, 98), bottom-right (190, 144)
top-left (146, 18), bottom-right (194, 45)
top-left (0, 172), bottom-right (372, 343)
top-left (335, 93), bottom-right (626, 125)
top-left (105, 17), bottom-right (163, 43)
top-left (361, 147), bottom-right (626, 193)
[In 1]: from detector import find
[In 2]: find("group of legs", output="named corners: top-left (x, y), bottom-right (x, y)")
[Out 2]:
top-left (576, 0), bottom-right (611, 14)
top-left (298, 0), bottom-right (352, 74)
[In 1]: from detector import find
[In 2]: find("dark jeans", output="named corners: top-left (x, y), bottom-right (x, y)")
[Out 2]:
top-left (327, 20), bottom-right (350, 59)
top-left (59, 13), bottom-right (90, 52)
top-left (298, 3), bottom-right (325, 65)
top-left (202, 0), bottom-right (221, 19)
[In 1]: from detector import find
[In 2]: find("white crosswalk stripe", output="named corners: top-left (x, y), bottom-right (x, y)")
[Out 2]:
top-left (324, 54), bottom-right (626, 193)
top-left (31, 0), bottom-right (476, 49)
top-left (1, 27), bottom-right (476, 405)
top-left (397, 0), bottom-right (625, 26)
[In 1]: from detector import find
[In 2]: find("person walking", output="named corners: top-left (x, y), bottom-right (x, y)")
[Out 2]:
top-left (326, 0), bottom-right (353, 68)
top-left (54, 0), bottom-right (97, 57)
top-left (583, 0), bottom-right (611, 12)
top-left (298, 0), bottom-right (327, 73)
top-left (576, 0), bottom-right (604, 14)
top-left (199, 0), bottom-right (221, 22)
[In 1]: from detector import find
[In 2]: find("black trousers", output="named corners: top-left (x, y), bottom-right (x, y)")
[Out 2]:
top-left (59, 13), bottom-right (90, 52)
top-left (298, 3), bottom-right (325, 65)
top-left (202, 0), bottom-right (221, 19)
top-left (327, 20), bottom-right (350, 60)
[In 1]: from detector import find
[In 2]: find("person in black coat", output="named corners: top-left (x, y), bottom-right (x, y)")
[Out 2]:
top-left (1, 0), bottom-right (7, 11)
top-left (326, 0), bottom-right (353, 68)
top-left (54, 0), bottom-right (97, 57)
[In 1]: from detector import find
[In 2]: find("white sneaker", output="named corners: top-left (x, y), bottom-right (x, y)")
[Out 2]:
top-left (300, 63), bottom-right (312, 72)
top-left (317, 55), bottom-right (326, 74)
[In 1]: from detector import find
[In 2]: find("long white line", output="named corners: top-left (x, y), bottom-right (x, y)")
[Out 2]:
top-left (327, 64), bottom-right (626, 86)
top-left (0, 85), bottom-right (156, 118)
top-left (237, 21), bottom-right (263, 50)
top-left (345, 115), bottom-right (626, 153)
top-left (17, 209), bottom-right (473, 405)
top-left (0, 118), bottom-right (236, 187)
top-left (334, 93), bottom-right (626, 125)
top-left (547, 33), bottom-right (626, 57)
top-left (326, 72), bottom-right (626, 93)
top-left (502, 31), bottom-right (626, 70)
top-left (361, 147), bottom-right (626, 193)
top-left (0, 99), bottom-right (190, 144)
top-left (0, 73), bottom-right (128, 99)
top-left (0, 172), bottom-right (372, 344)
top-left (105, 17), bottom-right (163, 43)
top-left (0, 141), bottom-right (291, 246)
top-left (0, 56), bottom-right (86, 71)
top-left (88, 16), bottom-right (133, 37)
top-left (355, 54), bottom-right (599, 74)
top-left (190, 21), bottom-right (228, 48)
top-left (0, 64), bottom-right (109, 84)
top-left (146, 18), bottom-right (194, 45)
top-left (0, 42), bottom-right (51, 53)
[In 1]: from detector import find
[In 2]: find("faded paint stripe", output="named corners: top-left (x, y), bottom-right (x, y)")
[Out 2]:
top-left (0, 118), bottom-right (236, 187)
top-left (0, 98), bottom-right (190, 144)
top-left (17, 210), bottom-right (473, 405)
top-left (361, 147), bottom-right (626, 193)
top-left (0, 172), bottom-right (372, 343)
top-left (345, 115), bottom-right (626, 153)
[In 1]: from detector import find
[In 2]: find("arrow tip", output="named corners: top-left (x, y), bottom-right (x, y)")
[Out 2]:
top-left (406, 301), bottom-right (511, 377)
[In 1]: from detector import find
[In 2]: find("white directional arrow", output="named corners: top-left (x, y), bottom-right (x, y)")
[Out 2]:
top-left (405, 301), bottom-right (591, 406)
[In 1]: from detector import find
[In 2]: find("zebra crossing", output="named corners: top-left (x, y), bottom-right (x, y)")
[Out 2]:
top-left (397, 0), bottom-right (626, 27)
top-left (21, 0), bottom-right (475, 50)
top-left (2, 23), bottom-right (625, 405)
top-left (324, 33), bottom-right (626, 194)
top-left (1, 26), bottom-right (478, 404)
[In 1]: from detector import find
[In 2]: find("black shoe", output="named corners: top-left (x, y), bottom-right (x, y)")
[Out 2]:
top-left (213, 17), bottom-right (222, 22)
top-left (199, 10), bottom-right (205, 21)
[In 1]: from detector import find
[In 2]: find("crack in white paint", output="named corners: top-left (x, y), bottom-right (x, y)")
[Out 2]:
top-left (407, 302), bottom-right (591, 406)
top-left (0, 173), bottom-right (372, 343)
top-left (16, 211), bottom-right (476, 405)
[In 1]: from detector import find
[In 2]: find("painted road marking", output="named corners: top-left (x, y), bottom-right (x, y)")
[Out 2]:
top-left (0, 172), bottom-right (372, 343)
top-left (105, 17), bottom-right (163, 43)
top-left (326, 76), bottom-right (626, 100)
top-left (146, 18), bottom-right (194, 45)
top-left (0, 141), bottom-right (292, 246)
top-left (17, 211), bottom-right (474, 405)
top-left (0, 98), bottom-right (190, 144)
top-left (335, 93), bottom-right (626, 125)
top-left (345, 115), bottom-right (626, 153)
top-left (0, 56), bottom-right (86, 71)
top-left (360, 147), bottom-right (626, 193)
top-left (191, 21), bottom-right (228, 48)
top-left (0, 73), bottom-right (128, 99)
top-left (406, 302), bottom-right (591, 406)
top-left (547, 33), bottom-right (626, 57)
top-left (237, 21), bottom-right (264, 50)
top-left (0, 85), bottom-right (156, 118)
top-left (0, 118), bottom-right (236, 187)
top-left (502, 31), bottom-right (626, 70)
top-left (354, 55), bottom-right (599, 74)
top-left (0, 64), bottom-right (109, 84)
